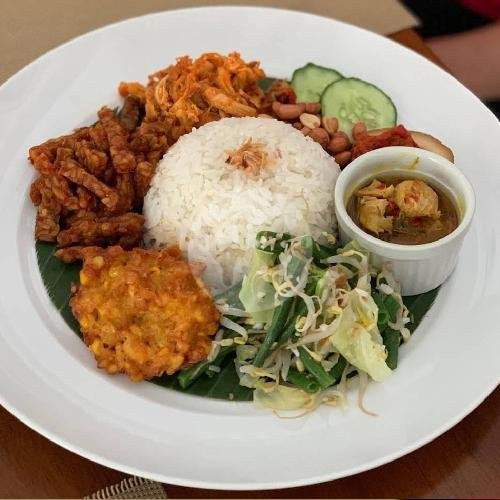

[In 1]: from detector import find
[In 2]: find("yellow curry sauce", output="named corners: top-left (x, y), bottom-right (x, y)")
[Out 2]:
top-left (347, 176), bottom-right (459, 245)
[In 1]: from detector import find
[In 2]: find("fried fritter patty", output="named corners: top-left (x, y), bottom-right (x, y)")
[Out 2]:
top-left (70, 246), bottom-right (219, 381)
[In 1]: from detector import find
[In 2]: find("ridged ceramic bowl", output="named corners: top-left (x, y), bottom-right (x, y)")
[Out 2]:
top-left (334, 146), bottom-right (475, 295)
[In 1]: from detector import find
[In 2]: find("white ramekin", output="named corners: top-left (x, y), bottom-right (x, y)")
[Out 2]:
top-left (334, 146), bottom-right (475, 295)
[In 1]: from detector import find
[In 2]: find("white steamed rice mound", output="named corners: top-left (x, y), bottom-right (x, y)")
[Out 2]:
top-left (144, 117), bottom-right (340, 292)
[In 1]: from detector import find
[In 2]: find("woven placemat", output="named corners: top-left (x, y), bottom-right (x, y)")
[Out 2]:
top-left (85, 476), bottom-right (168, 499)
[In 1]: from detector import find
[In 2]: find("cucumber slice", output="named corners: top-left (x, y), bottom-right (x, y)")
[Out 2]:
top-left (321, 77), bottom-right (397, 138)
top-left (291, 63), bottom-right (343, 103)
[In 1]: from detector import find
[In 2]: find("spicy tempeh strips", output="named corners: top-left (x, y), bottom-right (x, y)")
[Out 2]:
top-left (119, 95), bottom-right (142, 132)
top-left (54, 245), bottom-right (87, 263)
top-left (56, 213), bottom-right (144, 248)
top-left (98, 106), bottom-right (136, 173)
top-left (134, 161), bottom-right (155, 201)
top-left (40, 174), bottom-right (79, 211)
top-left (113, 173), bottom-right (136, 213)
top-left (74, 143), bottom-right (108, 178)
top-left (29, 147), bottom-right (56, 176)
top-left (59, 159), bottom-right (119, 210)
top-left (35, 207), bottom-right (60, 242)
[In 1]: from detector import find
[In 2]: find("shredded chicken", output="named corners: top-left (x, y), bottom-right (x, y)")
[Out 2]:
top-left (119, 52), bottom-right (266, 143)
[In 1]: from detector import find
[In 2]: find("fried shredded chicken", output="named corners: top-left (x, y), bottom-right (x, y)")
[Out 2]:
top-left (119, 52), bottom-right (266, 142)
top-left (69, 246), bottom-right (220, 381)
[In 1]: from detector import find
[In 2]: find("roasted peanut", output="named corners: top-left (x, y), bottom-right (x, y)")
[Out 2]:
top-left (327, 132), bottom-right (351, 154)
top-left (307, 128), bottom-right (330, 148)
top-left (353, 122), bottom-right (368, 139)
top-left (299, 113), bottom-right (321, 129)
top-left (292, 122), bottom-right (303, 130)
top-left (273, 102), bottom-right (306, 120)
top-left (322, 116), bottom-right (339, 135)
top-left (301, 126), bottom-right (311, 136)
top-left (305, 102), bottom-right (321, 114)
top-left (334, 151), bottom-right (352, 168)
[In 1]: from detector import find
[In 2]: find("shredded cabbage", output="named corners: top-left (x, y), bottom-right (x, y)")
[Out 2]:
top-left (238, 248), bottom-right (277, 324)
top-left (330, 305), bottom-right (391, 382)
top-left (254, 382), bottom-right (318, 411)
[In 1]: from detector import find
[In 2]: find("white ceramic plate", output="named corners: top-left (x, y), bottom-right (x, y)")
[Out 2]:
top-left (0, 7), bottom-right (498, 490)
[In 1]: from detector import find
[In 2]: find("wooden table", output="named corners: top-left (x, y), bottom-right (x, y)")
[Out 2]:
top-left (1, 28), bottom-right (498, 499)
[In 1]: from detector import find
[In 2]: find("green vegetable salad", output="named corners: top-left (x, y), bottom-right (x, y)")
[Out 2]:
top-left (180, 232), bottom-right (411, 413)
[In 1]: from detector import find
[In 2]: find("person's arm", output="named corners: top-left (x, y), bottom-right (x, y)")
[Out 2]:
top-left (427, 22), bottom-right (500, 100)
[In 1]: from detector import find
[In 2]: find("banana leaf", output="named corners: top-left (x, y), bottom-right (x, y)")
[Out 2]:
top-left (36, 240), bottom-right (439, 402)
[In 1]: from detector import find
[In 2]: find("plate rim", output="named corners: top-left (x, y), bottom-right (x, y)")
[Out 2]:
top-left (0, 6), bottom-right (499, 490)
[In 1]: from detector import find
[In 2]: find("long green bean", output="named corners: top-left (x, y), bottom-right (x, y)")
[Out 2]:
top-left (278, 300), bottom-right (304, 346)
top-left (382, 328), bottom-right (400, 369)
top-left (298, 346), bottom-right (334, 389)
top-left (277, 280), bottom-right (317, 346)
top-left (215, 281), bottom-right (244, 309)
top-left (328, 355), bottom-right (347, 385)
top-left (312, 241), bottom-right (338, 264)
top-left (255, 230), bottom-right (292, 254)
top-left (372, 292), bottom-right (390, 327)
top-left (384, 295), bottom-right (401, 323)
top-left (287, 368), bottom-right (321, 393)
top-left (253, 296), bottom-right (294, 367)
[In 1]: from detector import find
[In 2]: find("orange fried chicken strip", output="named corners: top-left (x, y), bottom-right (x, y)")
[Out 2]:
top-left (121, 52), bottom-right (266, 142)
top-left (70, 246), bottom-right (220, 381)
top-left (203, 86), bottom-right (257, 117)
top-left (118, 81), bottom-right (146, 103)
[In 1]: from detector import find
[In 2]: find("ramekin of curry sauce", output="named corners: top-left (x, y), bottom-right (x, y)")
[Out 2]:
top-left (346, 176), bottom-right (459, 245)
top-left (334, 147), bottom-right (475, 295)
